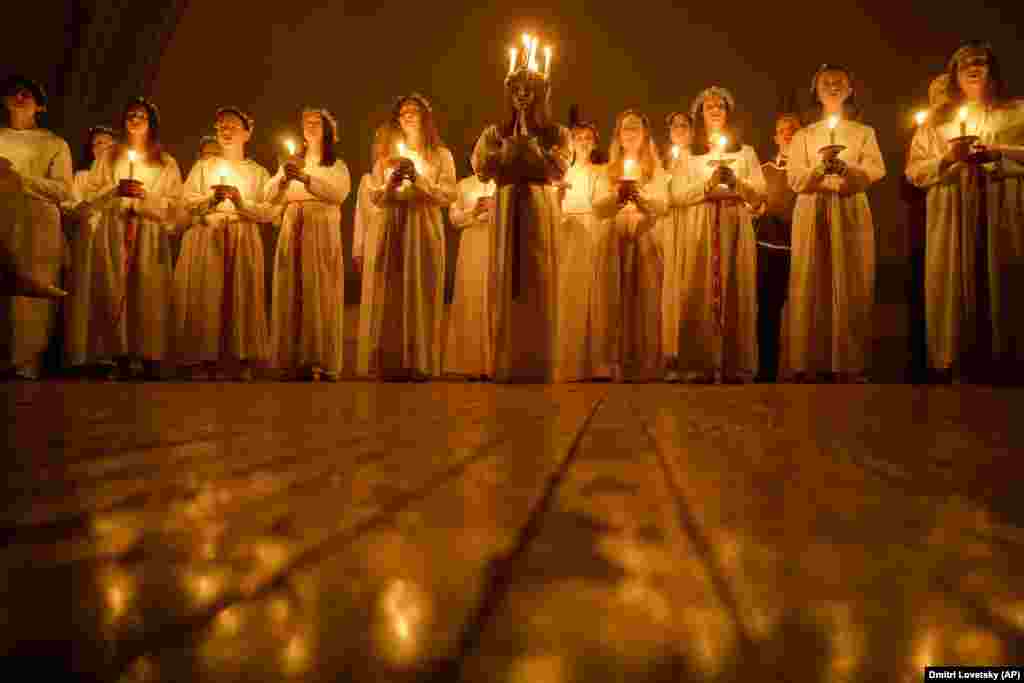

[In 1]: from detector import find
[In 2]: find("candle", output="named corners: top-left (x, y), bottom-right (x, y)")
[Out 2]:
top-left (958, 106), bottom-right (968, 137)
top-left (914, 110), bottom-right (928, 127)
top-left (397, 142), bottom-right (407, 158)
top-left (127, 150), bottom-right (137, 180)
top-left (508, 48), bottom-right (518, 76)
top-left (717, 135), bottom-right (728, 161)
top-left (219, 163), bottom-right (228, 187)
top-left (671, 145), bottom-right (680, 161)
top-left (284, 139), bottom-right (297, 157)
top-left (623, 158), bottom-right (636, 180)
top-left (529, 36), bottom-right (539, 72)
top-left (544, 46), bottom-right (552, 76)
top-left (828, 115), bottom-right (839, 146)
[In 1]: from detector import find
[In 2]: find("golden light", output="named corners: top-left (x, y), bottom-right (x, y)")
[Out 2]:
top-left (126, 149), bottom-right (137, 180)
top-left (623, 158), bottom-right (636, 180)
top-left (397, 142), bottom-right (407, 158)
top-left (284, 138), bottom-right (296, 156)
top-left (717, 134), bottom-right (729, 150)
top-left (958, 106), bottom-right (969, 123)
top-left (671, 145), bottom-right (680, 160)
top-left (127, 150), bottom-right (138, 163)
top-left (218, 163), bottom-right (229, 186)
top-left (544, 46), bottom-right (552, 76)
top-left (828, 115), bottom-right (839, 130)
top-left (508, 47), bottom-right (518, 76)
top-left (915, 110), bottom-right (928, 126)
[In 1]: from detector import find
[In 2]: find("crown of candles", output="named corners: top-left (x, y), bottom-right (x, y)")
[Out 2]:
top-left (507, 33), bottom-right (553, 80)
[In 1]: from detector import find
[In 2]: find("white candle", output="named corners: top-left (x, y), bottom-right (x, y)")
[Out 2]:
top-left (508, 48), bottom-right (518, 75)
top-left (914, 110), bottom-right (928, 127)
top-left (529, 37), bottom-right (539, 71)
top-left (397, 142), bottom-right (407, 158)
top-left (958, 106), bottom-right (968, 137)
top-left (828, 115), bottom-right (839, 146)
top-left (544, 46), bottom-right (552, 76)
top-left (671, 145), bottom-right (680, 161)
top-left (127, 150), bottom-right (137, 180)
top-left (219, 163), bottom-right (228, 187)
top-left (623, 158), bottom-right (636, 180)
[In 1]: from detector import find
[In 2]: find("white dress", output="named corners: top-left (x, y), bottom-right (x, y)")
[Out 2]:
top-left (444, 175), bottom-right (495, 377)
top-left (906, 101), bottom-right (1024, 372)
top-left (354, 173), bottom-right (384, 377)
top-left (782, 120), bottom-right (885, 379)
top-left (0, 127), bottom-right (72, 372)
top-left (174, 157), bottom-right (272, 365)
top-left (591, 166), bottom-right (670, 381)
top-left (555, 162), bottom-right (605, 382)
top-left (368, 147), bottom-right (456, 379)
top-left (472, 124), bottom-right (571, 382)
top-left (72, 149), bottom-right (183, 364)
top-left (63, 169), bottom-right (96, 366)
top-left (660, 154), bottom-right (692, 367)
top-left (671, 144), bottom-right (765, 380)
top-left (264, 154), bottom-right (351, 378)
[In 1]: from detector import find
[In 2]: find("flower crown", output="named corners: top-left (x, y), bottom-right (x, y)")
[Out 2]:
top-left (215, 105), bottom-right (255, 131)
top-left (127, 96), bottom-right (161, 129)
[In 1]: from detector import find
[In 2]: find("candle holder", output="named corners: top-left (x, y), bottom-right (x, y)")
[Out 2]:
top-left (393, 156), bottom-right (417, 182)
top-left (118, 178), bottom-right (144, 196)
top-left (818, 144), bottom-right (847, 176)
top-left (707, 157), bottom-right (738, 192)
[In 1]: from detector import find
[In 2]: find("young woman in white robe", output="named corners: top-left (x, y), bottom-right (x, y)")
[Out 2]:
top-left (555, 120), bottom-right (607, 382)
top-left (781, 65), bottom-right (885, 383)
top-left (906, 43), bottom-right (1024, 383)
top-left (660, 111), bottom-right (694, 381)
top-left (445, 172), bottom-right (496, 379)
top-left (265, 107), bottom-right (351, 381)
top-left (368, 94), bottom-right (456, 381)
top-left (63, 125), bottom-right (115, 371)
top-left (175, 107), bottom-right (272, 380)
top-left (591, 110), bottom-right (669, 382)
top-left (74, 98), bottom-right (183, 380)
top-left (472, 68), bottom-right (571, 383)
top-left (0, 76), bottom-right (72, 378)
top-left (354, 125), bottom-right (389, 378)
top-left (672, 87), bottom-right (766, 383)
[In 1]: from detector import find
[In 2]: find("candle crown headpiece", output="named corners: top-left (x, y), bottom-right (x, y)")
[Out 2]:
top-left (86, 124), bottom-right (117, 141)
top-left (1, 74), bottom-right (48, 108)
top-left (215, 106), bottom-right (255, 131)
top-left (302, 106), bottom-right (339, 142)
top-left (393, 93), bottom-right (434, 116)
top-left (505, 34), bottom-right (551, 85)
top-left (125, 96), bottom-right (162, 132)
top-left (690, 86), bottom-right (735, 119)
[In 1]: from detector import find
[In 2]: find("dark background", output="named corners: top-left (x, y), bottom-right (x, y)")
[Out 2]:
top-left (4, 0), bottom-right (1022, 375)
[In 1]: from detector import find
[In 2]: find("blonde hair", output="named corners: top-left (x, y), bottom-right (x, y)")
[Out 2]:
top-left (607, 109), bottom-right (661, 184)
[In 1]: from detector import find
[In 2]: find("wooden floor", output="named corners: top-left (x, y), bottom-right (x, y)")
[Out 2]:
top-left (2, 381), bottom-right (1022, 681)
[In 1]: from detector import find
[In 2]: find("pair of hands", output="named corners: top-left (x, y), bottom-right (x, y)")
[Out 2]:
top-left (117, 178), bottom-right (147, 200)
top-left (386, 157), bottom-right (418, 188)
top-left (283, 160), bottom-right (311, 186)
top-left (473, 196), bottom-right (495, 218)
top-left (213, 185), bottom-right (242, 205)
top-left (704, 166), bottom-right (739, 197)
top-left (943, 140), bottom-right (1002, 166)
top-left (616, 181), bottom-right (642, 207)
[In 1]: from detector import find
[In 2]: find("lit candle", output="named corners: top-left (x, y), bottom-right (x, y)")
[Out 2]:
top-left (508, 47), bottom-right (518, 76)
top-left (717, 134), bottom-right (728, 162)
top-left (671, 145), bottom-right (680, 161)
top-left (127, 150), bottom-right (137, 180)
top-left (914, 110), bottom-right (928, 127)
top-left (623, 158), bottom-right (636, 180)
top-left (544, 46), bottom-right (552, 76)
top-left (529, 37), bottom-right (539, 71)
top-left (219, 163), bottom-right (228, 187)
top-left (958, 106), bottom-right (968, 137)
top-left (828, 115), bottom-right (839, 146)
top-left (397, 142), bottom-right (407, 158)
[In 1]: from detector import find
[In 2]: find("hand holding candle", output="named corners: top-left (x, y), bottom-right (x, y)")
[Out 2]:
top-left (127, 150), bottom-right (137, 180)
top-left (828, 115), bottom-right (839, 146)
top-left (914, 110), bottom-right (928, 127)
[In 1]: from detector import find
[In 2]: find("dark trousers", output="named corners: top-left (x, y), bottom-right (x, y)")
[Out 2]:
top-left (756, 245), bottom-right (790, 382)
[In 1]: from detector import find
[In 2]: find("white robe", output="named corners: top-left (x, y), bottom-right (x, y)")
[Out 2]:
top-left (0, 127), bottom-right (72, 371)
top-left (555, 162), bottom-right (605, 382)
top-left (782, 120), bottom-right (885, 379)
top-left (591, 166), bottom-right (670, 381)
top-left (445, 175), bottom-right (495, 377)
top-left (660, 155), bottom-right (692, 366)
top-left (72, 149), bottom-right (182, 363)
top-left (265, 155), bottom-right (350, 377)
top-left (354, 173), bottom-right (384, 377)
top-left (472, 124), bottom-right (571, 382)
top-left (368, 148), bottom-right (455, 379)
top-left (174, 157), bottom-right (272, 365)
top-left (671, 144), bottom-right (765, 380)
top-left (906, 101), bottom-right (1024, 370)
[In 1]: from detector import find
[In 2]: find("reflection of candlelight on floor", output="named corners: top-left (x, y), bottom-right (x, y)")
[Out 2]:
top-left (282, 633), bottom-right (312, 675)
top-left (98, 565), bottom-right (136, 623)
top-left (216, 606), bottom-right (242, 636)
top-left (374, 579), bottom-right (431, 666)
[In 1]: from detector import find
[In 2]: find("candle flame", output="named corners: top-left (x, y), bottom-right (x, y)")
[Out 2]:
top-left (717, 135), bottom-right (728, 150)
top-left (915, 110), bottom-right (928, 126)
top-left (544, 46), bottom-right (552, 75)
top-left (828, 115), bottom-right (839, 130)
top-left (958, 106), bottom-right (968, 122)
top-left (624, 158), bottom-right (636, 179)
top-left (509, 47), bottom-right (518, 74)
top-left (671, 145), bottom-right (680, 160)
top-left (522, 33), bottom-right (531, 49)
top-left (127, 150), bottom-right (137, 163)
top-left (284, 139), bottom-right (296, 155)
top-left (397, 142), bottom-right (407, 157)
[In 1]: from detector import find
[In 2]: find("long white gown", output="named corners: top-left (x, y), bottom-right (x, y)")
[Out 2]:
top-left (671, 144), bottom-right (765, 381)
top-left (174, 157), bottom-right (272, 365)
top-left (72, 149), bottom-right (183, 364)
top-left (660, 154), bottom-right (692, 368)
top-left (63, 169), bottom-right (96, 367)
top-left (781, 120), bottom-right (885, 379)
top-left (354, 173), bottom-right (384, 377)
top-left (555, 161), bottom-right (605, 382)
top-left (0, 127), bottom-right (72, 373)
top-left (264, 154), bottom-right (350, 378)
top-left (906, 101), bottom-right (1024, 372)
top-left (472, 125), bottom-right (571, 382)
top-left (445, 175), bottom-right (495, 377)
top-left (368, 148), bottom-right (455, 379)
top-left (591, 167), bottom-right (670, 381)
